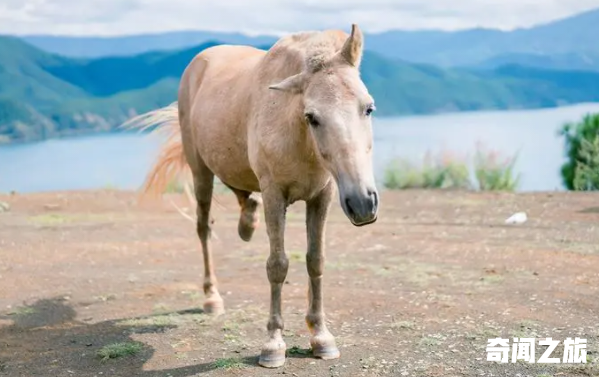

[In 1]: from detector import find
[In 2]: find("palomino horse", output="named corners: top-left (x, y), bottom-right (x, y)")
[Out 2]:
top-left (127, 24), bottom-right (379, 368)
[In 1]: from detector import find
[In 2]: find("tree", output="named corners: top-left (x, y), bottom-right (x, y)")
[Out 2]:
top-left (559, 113), bottom-right (599, 190)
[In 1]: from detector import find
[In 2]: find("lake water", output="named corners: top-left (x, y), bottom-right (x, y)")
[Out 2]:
top-left (2, 103), bottom-right (599, 193)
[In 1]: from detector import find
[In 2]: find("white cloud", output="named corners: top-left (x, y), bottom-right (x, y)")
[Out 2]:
top-left (1, 0), bottom-right (598, 36)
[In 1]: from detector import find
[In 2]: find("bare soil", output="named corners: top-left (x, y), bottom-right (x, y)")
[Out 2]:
top-left (1, 189), bottom-right (598, 377)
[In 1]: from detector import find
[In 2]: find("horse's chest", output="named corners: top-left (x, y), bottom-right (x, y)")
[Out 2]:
top-left (281, 169), bottom-right (331, 203)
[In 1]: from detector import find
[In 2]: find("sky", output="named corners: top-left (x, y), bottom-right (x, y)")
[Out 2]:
top-left (1, 0), bottom-right (599, 36)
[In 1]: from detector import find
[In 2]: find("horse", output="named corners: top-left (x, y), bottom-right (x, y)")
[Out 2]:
top-left (126, 23), bottom-right (379, 368)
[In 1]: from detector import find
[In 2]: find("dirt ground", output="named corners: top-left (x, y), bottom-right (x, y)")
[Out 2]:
top-left (1, 189), bottom-right (599, 377)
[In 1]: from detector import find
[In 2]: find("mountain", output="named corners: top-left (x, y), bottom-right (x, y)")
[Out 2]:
top-left (365, 8), bottom-right (599, 66)
top-left (17, 8), bottom-right (599, 69)
top-left (3, 36), bottom-right (599, 144)
top-left (474, 52), bottom-right (599, 72)
top-left (20, 31), bottom-right (278, 58)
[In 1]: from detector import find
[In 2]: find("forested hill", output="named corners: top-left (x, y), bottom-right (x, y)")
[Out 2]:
top-left (3, 35), bottom-right (599, 144)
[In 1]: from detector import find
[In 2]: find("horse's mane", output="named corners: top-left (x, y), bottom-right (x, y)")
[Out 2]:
top-left (262, 29), bottom-right (348, 75)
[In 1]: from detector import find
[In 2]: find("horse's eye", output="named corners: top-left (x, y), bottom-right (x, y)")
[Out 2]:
top-left (365, 104), bottom-right (375, 116)
top-left (305, 113), bottom-right (319, 127)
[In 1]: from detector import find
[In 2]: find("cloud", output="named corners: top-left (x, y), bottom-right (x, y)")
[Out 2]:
top-left (1, 0), bottom-right (598, 36)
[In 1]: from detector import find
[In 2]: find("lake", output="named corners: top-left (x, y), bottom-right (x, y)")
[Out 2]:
top-left (3, 103), bottom-right (599, 193)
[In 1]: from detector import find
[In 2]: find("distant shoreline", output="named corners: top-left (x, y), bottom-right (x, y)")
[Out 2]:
top-left (4, 102), bottom-right (599, 147)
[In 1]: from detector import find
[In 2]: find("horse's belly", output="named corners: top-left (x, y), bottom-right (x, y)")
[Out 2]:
top-left (194, 119), bottom-right (260, 193)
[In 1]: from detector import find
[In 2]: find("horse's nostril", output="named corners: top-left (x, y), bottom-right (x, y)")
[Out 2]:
top-left (345, 197), bottom-right (355, 218)
top-left (371, 191), bottom-right (379, 209)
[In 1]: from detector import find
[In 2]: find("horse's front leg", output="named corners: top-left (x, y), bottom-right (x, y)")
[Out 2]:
top-left (305, 182), bottom-right (340, 360)
top-left (258, 186), bottom-right (289, 368)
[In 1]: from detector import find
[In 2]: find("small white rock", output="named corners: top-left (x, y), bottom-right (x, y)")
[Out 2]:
top-left (505, 212), bottom-right (527, 224)
top-left (0, 202), bottom-right (10, 213)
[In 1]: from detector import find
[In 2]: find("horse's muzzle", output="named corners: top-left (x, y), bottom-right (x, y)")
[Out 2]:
top-left (341, 189), bottom-right (379, 226)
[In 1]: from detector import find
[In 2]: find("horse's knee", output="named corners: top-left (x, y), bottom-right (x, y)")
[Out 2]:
top-left (306, 252), bottom-right (324, 277)
top-left (196, 209), bottom-right (213, 239)
top-left (266, 254), bottom-right (289, 284)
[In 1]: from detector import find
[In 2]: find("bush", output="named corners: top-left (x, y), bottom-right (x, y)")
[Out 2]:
top-left (473, 143), bottom-right (520, 191)
top-left (383, 150), bottom-right (471, 190)
top-left (572, 135), bottom-right (599, 190)
top-left (383, 145), bottom-right (519, 192)
top-left (559, 113), bottom-right (599, 190)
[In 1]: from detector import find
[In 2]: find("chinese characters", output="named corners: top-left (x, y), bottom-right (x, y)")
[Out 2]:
top-left (486, 337), bottom-right (587, 364)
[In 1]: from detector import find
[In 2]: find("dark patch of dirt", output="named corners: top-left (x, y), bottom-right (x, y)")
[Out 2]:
top-left (0, 189), bottom-right (598, 377)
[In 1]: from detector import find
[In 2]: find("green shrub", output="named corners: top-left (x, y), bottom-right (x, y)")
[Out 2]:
top-left (572, 135), bottom-right (599, 190)
top-left (473, 144), bottom-right (520, 191)
top-left (383, 145), bottom-right (519, 192)
top-left (559, 113), bottom-right (599, 190)
top-left (383, 150), bottom-right (471, 190)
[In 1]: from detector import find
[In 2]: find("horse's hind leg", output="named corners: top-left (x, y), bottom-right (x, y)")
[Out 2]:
top-left (224, 184), bottom-right (261, 242)
top-left (192, 164), bottom-right (224, 315)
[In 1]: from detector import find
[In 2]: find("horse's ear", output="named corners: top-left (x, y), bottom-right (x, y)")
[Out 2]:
top-left (268, 73), bottom-right (306, 93)
top-left (340, 24), bottom-right (363, 68)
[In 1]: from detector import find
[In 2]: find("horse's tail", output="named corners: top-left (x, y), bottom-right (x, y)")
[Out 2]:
top-left (122, 102), bottom-right (192, 201)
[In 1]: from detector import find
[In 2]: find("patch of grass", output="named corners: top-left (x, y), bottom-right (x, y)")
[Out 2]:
top-left (181, 290), bottom-right (202, 301)
top-left (509, 320), bottom-right (539, 338)
top-left (152, 303), bottom-right (170, 314)
top-left (97, 342), bottom-right (144, 360)
top-left (390, 320), bottom-right (415, 330)
top-left (223, 333), bottom-right (239, 343)
top-left (419, 336), bottom-right (442, 347)
top-left (222, 321), bottom-right (240, 332)
top-left (288, 346), bottom-right (312, 355)
top-left (213, 357), bottom-right (246, 370)
top-left (7, 306), bottom-right (36, 316)
top-left (288, 250), bottom-right (305, 262)
top-left (28, 213), bottom-right (70, 225)
top-left (478, 274), bottom-right (505, 285)
top-left (118, 314), bottom-right (181, 328)
top-left (95, 294), bottom-right (117, 302)
top-left (477, 326), bottom-right (501, 339)
top-left (221, 320), bottom-right (244, 344)
top-left (28, 213), bottom-right (116, 226)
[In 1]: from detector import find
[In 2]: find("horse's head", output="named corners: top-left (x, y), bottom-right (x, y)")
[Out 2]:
top-left (269, 24), bottom-right (378, 226)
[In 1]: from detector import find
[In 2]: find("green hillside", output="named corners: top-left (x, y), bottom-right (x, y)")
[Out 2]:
top-left (474, 52), bottom-right (599, 72)
top-left (20, 8), bottom-right (599, 70)
top-left (3, 36), bottom-right (599, 144)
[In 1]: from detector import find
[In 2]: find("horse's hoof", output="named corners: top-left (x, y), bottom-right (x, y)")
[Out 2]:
top-left (258, 351), bottom-right (286, 368)
top-left (238, 220), bottom-right (257, 242)
top-left (238, 196), bottom-right (260, 242)
top-left (312, 344), bottom-right (340, 360)
top-left (310, 333), bottom-right (340, 360)
top-left (203, 297), bottom-right (225, 315)
top-left (259, 340), bottom-right (286, 368)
